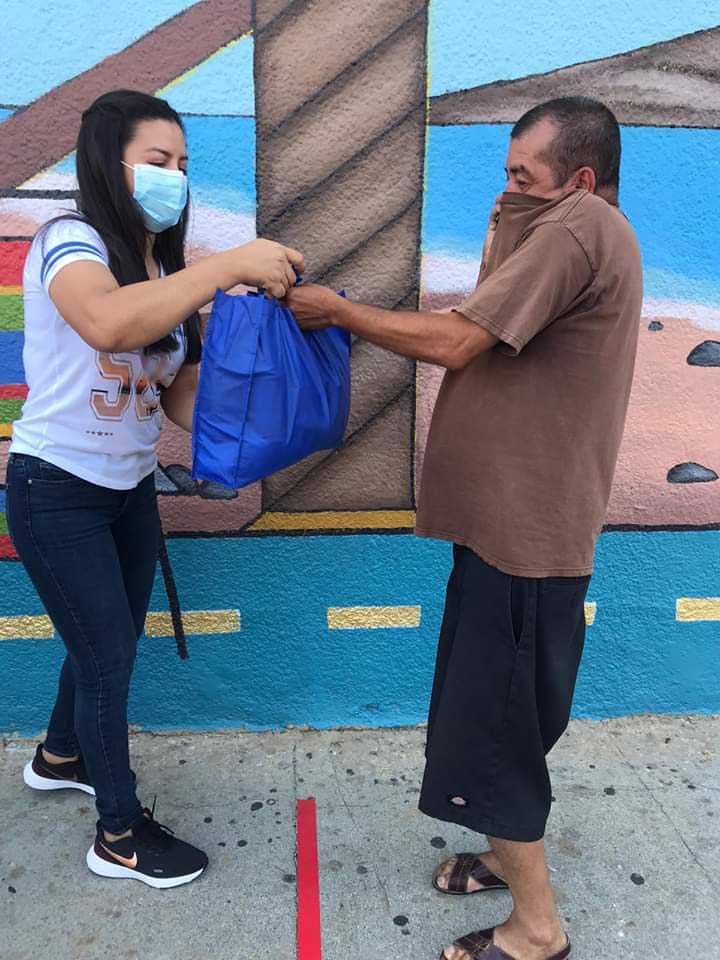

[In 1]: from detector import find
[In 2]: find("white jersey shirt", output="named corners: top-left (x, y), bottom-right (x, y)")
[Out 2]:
top-left (10, 219), bottom-right (186, 490)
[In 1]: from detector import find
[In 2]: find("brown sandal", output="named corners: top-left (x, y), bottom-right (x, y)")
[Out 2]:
top-left (432, 853), bottom-right (509, 895)
top-left (439, 927), bottom-right (571, 960)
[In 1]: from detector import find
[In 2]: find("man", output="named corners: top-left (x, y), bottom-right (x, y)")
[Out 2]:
top-left (285, 97), bottom-right (642, 960)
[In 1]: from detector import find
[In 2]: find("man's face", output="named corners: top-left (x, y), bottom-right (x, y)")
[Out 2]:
top-left (504, 118), bottom-right (575, 199)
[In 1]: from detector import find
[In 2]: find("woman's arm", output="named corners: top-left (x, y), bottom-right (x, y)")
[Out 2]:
top-left (160, 362), bottom-right (198, 433)
top-left (48, 239), bottom-right (303, 353)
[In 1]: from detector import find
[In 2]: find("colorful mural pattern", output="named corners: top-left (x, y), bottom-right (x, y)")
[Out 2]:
top-left (1, 1), bottom-right (718, 731)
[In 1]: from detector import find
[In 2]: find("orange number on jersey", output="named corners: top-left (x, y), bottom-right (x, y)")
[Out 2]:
top-left (90, 353), bottom-right (133, 421)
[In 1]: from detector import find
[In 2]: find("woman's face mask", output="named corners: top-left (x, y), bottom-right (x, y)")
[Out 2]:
top-left (122, 162), bottom-right (188, 234)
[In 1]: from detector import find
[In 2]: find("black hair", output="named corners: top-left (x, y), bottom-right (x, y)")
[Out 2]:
top-left (41, 89), bottom-right (201, 360)
top-left (512, 97), bottom-right (621, 198)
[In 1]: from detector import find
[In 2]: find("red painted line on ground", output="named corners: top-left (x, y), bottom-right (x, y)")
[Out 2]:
top-left (0, 385), bottom-right (28, 400)
top-left (296, 798), bottom-right (322, 960)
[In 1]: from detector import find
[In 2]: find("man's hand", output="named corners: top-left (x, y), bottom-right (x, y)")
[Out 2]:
top-left (480, 194), bottom-right (502, 271)
top-left (283, 284), bottom-right (346, 330)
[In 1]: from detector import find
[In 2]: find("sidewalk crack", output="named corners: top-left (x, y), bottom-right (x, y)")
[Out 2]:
top-left (330, 752), bottom-right (392, 913)
top-left (613, 738), bottom-right (720, 898)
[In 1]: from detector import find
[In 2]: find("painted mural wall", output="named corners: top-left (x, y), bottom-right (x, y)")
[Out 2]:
top-left (1, 0), bottom-right (718, 734)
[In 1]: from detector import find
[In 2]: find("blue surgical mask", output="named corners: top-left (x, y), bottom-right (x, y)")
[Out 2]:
top-left (122, 162), bottom-right (188, 233)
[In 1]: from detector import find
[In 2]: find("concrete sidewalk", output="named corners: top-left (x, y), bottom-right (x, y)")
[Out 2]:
top-left (2, 715), bottom-right (719, 960)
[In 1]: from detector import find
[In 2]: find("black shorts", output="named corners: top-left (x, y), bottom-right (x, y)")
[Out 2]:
top-left (419, 545), bottom-right (590, 842)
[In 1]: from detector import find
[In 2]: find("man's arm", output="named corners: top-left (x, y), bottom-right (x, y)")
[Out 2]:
top-left (286, 222), bottom-right (593, 367)
top-left (283, 285), bottom-right (497, 370)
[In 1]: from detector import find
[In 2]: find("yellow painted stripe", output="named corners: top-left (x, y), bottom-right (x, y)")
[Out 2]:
top-left (249, 510), bottom-right (416, 532)
top-left (676, 598), bottom-right (720, 622)
top-left (0, 615), bottom-right (54, 640)
top-left (0, 422), bottom-right (13, 438)
top-left (0, 603), bottom-right (597, 639)
top-left (328, 605), bottom-right (421, 630)
top-left (0, 286), bottom-right (22, 297)
top-left (0, 610), bottom-right (240, 640)
top-left (144, 609), bottom-right (241, 637)
top-left (329, 603), bottom-right (594, 630)
top-left (21, 153), bottom-right (74, 187)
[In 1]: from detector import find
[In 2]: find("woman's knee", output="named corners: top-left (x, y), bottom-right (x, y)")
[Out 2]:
top-left (73, 648), bottom-right (136, 692)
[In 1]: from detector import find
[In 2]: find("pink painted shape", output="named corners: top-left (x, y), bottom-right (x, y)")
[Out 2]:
top-left (417, 293), bottom-right (719, 527)
top-left (606, 317), bottom-right (719, 526)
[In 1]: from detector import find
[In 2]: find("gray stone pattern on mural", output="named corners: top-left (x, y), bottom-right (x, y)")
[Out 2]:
top-left (430, 28), bottom-right (720, 128)
top-left (154, 464), bottom-right (237, 500)
top-left (253, 0), bottom-right (429, 513)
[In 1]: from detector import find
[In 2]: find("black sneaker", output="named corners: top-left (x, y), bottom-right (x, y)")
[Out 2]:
top-left (23, 743), bottom-right (137, 797)
top-left (23, 744), bottom-right (96, 796)
top-left (86, 806), bottom-right (208, 888)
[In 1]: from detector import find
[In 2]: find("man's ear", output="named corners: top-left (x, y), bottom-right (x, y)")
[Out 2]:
top-left (571, 166), bottom-right (597, 194)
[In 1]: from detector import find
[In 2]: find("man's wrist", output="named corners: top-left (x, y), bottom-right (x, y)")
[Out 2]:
top-left (329, 294), bottom-right (354, 329)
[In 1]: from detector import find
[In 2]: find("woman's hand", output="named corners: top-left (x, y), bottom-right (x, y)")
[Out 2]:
top-left (283, 284), bottom-right (346, 330)
top-left (229, 239), bottom-right (305, 298)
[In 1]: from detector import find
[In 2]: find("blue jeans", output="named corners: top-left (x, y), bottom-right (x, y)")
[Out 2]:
top-left (6, 453), bottom-right (160, 834)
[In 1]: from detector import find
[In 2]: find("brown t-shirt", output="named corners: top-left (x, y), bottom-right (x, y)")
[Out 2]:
top-left (415, 189), bottom-right (643, 577)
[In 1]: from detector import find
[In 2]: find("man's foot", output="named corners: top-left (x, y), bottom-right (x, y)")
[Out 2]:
top-left (23, 744), bottom-right (95, 795)
top-left (434, 851), bottom-right (506, 893)
top-left (86, 807), bottom-right (208, 888)
top-left (442, 921), bottom-right (570, 960)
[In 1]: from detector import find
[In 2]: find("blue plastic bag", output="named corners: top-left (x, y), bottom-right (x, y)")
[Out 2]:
top-left (191, 289), bottom-right (351, 489)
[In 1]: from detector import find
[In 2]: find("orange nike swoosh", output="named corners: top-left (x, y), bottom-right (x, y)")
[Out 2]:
top-left (100, 842), bottom-right (137, 869)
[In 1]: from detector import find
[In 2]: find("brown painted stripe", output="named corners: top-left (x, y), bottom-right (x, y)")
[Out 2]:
top-left (0, 0), bottom-right (252, 188)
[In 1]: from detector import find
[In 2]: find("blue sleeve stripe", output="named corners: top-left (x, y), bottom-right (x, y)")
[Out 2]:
top-left (41, 241), bottom-right (107, 285)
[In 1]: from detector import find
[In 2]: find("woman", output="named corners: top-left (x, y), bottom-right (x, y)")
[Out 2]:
top-left (6, 89), bottom-right (303, 888)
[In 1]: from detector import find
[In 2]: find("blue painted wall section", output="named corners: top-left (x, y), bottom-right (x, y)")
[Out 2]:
top-left (423, 125), bottom-right (720, 300)
top-left (2, 531), bottom-right (719, 735)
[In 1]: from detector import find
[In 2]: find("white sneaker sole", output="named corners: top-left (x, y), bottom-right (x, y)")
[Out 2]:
top-left (86, 846), bottom-right (206, 889)
top-left (23, 760), bottom-right (96, 796)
